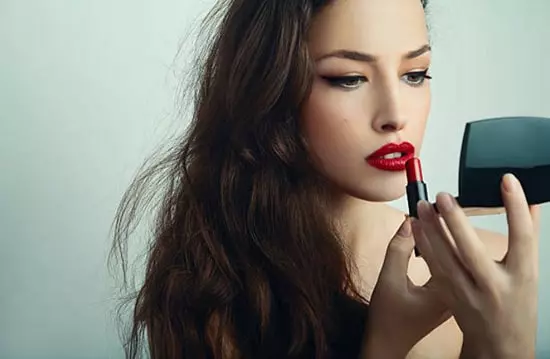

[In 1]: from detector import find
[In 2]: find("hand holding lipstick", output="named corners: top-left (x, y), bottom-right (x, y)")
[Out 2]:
top-left (412, 174), bottom-right (540, 359)
top-left (361, 218), bottom-right (451, 358)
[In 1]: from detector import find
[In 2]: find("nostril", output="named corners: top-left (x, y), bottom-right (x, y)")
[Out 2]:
top-left (381, 123), bottom-right (398, 132)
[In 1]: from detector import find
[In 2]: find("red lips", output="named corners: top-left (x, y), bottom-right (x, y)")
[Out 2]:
top-left (366, 142), bottom-right (415, 171)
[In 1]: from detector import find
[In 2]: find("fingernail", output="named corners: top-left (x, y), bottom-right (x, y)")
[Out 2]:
top-left (397, 217), bottom-right (412, 237)
top-left (502, 173), bottom-right (519, 193)
top-left (436, 192), bottom-right (455, 213)
top-left (417, 200), bottom-right (432, 220)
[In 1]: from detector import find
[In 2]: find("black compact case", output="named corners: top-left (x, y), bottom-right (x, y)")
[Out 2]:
top-left (455, 116), bottom-right (550, 211)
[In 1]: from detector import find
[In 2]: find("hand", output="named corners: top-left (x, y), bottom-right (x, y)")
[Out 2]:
top-left (361, 217), bottom-right (451, 358)
top-left (412, 174), bottom-right (540, 359)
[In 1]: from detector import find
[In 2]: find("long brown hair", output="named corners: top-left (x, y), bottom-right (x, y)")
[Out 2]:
top-left (110, 0), bottom-right (428, 358)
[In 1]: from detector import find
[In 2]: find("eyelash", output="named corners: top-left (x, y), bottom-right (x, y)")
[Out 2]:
top-left (322, 70), bottom-right (432, 89)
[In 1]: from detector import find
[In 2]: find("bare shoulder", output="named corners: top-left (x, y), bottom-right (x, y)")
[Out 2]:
top-left (474, 227), bottom-right (508, 261)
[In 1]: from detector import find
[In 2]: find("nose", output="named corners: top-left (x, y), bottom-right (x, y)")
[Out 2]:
top-left (371, 85), bottom-right (407, 133)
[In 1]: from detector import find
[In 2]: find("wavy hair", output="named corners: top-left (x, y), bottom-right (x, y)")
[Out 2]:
top-left (110, 0), bottom-right (429, 358)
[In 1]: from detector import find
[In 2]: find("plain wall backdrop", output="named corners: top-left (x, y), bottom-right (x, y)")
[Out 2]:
top-left (1, 0), bottom-right (549, 357)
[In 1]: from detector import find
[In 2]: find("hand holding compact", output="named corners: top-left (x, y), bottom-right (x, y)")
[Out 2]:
top-left (413, 174), bottom-right (540, 359)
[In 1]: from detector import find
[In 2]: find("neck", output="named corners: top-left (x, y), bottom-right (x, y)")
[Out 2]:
top-left (328, 191), bottom-right (406, 299)
top-left (329, 192), bottom-right (402, 255)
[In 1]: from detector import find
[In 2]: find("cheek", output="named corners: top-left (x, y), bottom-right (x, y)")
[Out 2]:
top-left (404, 87), bottom-right (431, 144)
top-left (300, 85), bottom-right (368, 165)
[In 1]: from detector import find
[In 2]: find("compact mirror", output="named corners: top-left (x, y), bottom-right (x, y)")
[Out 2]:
top-left (444, 116), bottom-right (550, 216)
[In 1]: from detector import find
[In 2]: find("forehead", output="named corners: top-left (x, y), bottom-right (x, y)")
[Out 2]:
top-left (308, 0), bottom-right (429, 58)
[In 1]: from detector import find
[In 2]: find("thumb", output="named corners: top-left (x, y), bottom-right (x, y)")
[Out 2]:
top-left (379, 217), bottom-right (415, 284)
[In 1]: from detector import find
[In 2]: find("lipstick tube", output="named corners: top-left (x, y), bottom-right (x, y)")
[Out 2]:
top-left (405, 158), bottom-right (429, 256)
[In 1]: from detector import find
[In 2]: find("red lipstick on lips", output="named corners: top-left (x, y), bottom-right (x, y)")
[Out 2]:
top-left (405, 157), bottom-right (429, 257)
top-left (366, 142), bottom-right (415, 171)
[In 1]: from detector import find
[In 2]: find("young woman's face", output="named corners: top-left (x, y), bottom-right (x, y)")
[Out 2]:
top-left (302, 0), bottom-right (431, 202)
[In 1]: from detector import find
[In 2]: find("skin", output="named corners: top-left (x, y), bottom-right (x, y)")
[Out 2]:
top-left (303, 0), bottom-right (431, 203)
top-left (301, 0), bottom-right (515, 357)
top-left (414, 181), bottom-right (539, 359)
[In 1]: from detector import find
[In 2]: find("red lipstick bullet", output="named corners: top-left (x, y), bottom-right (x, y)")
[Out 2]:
top-left (406, 157), bottom-right (424, 182)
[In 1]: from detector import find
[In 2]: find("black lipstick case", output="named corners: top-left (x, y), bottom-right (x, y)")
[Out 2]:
top-left (450, 116), bottom-right (550, 216)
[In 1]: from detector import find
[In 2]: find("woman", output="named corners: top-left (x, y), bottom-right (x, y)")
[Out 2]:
top-left (111, 0), bottom-right (540, 357)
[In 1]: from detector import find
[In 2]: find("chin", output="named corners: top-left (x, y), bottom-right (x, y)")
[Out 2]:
top-left (339, 172), bottom-right (408, 202)
top-left (351, 187), bottom-right (406, 202)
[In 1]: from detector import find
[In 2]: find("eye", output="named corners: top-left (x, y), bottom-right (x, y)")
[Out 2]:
top-left (322, 75), bottom-right (367, 89)
top-left (403, 70), bottom-right (432, 87)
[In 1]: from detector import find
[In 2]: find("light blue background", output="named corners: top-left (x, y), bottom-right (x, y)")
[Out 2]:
top-left (1, 0), bottom-right (549, 357)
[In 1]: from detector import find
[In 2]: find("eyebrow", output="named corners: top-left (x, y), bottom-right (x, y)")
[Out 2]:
top-left (315, 44), bottom-right (431, 63)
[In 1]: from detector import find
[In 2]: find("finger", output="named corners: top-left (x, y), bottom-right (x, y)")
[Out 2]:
top-left (530, 205), bottom-right (541, 238)
top-left (412, 216), bottom-right (459, 299)
top-left (436, 219), bottom-right (462, 261)
top-left (379, 217), bottom-right (415, 286)
top-left (411, 217), bottom-right (441, 277)
top-left (412, 224), bottom-right (454, 308)
top-left (434, 192), bottom-right (497, 289)
top-left (418, 200), bottom-right (464, 277)
top-left (416, 201), bottom-right (475, 297)
top-left (502, 174), bottom-right (537, 275)
top-left (530, 205), bottom-right (541, 260)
